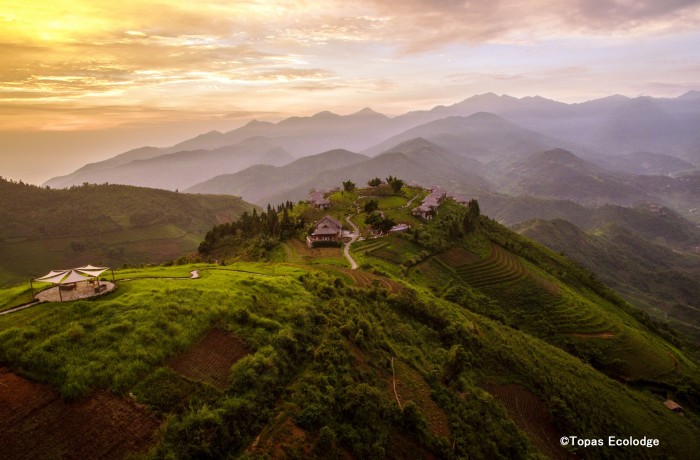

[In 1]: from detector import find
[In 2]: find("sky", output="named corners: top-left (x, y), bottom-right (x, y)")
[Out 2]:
top-left (1, 0), bottom-right (700, 184)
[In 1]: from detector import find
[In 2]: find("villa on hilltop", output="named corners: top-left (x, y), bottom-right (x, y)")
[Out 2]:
top-left (307, 215), bottom-right (343, 247)
top-left (309, 190), bottom-right (331, 209)
top-left (412, 187), bottom-right (475, 220)
top-left (412, 187), bottom-right (447, 220)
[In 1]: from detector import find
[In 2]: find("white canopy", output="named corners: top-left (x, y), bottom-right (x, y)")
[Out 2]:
top-left (61, 270), bottom-right (90, 284)
top-left (76, 264), bottom-right (108, 271)
top-left (76, 268), bottom-right (108, 277)
top-left (35, 270), bottom-right (69, 283)
top-left (34, 269), bottom-right (90, 285)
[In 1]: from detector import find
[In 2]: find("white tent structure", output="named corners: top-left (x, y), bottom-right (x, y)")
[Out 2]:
top-left (75, 265), bottom-right (108, 277)
top-left (33, 265), bottom-right (111, 301)
top-left (35, 269), bottom-right (69, 282)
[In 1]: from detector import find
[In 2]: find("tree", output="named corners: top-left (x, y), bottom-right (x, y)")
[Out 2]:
top-left (367, 177), bottom-right (382, 187)
top-left (364, 200), bottom-right (379, 213)
top-left (389, 178), bottom-right (404, 194)
top-left (342, 180), bottom-right (356, 192)
top-left (463, 199), bottom-right (481, 233)
top-left (467, 198), bottom-right (480, 218)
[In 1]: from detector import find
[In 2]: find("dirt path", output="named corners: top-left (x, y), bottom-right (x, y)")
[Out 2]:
top-left (403, 192), bottom-right (420, 208)
top-left (344, 216), bottom-right (360, 270)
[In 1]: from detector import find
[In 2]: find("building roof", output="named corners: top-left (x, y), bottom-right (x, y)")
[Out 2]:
top-left (312, 226), bottom-right (341, 236)
top-left (313, 215), bottom-right (342, 232)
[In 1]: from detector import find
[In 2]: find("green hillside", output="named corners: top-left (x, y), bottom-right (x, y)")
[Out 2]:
top-left (1, 182), bottom-right (699, 459)
top-left (515, 218), bottom-right (700, 343)
top-left (0, 178), bottom-right (254, 285)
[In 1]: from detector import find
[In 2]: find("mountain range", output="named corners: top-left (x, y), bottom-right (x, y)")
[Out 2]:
top-left (44, 92), bottom-right (700, 194)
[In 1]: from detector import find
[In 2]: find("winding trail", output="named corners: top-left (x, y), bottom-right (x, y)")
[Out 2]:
top-left (403, 192), bottom-right (420, 208)
top-left (344, 216), bottom-right (360, 270)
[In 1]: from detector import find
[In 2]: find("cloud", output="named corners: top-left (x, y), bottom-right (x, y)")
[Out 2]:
top-left (351, 0), bottom-right (700, 51)
top-left (2, 0), bottom-right (699, 132)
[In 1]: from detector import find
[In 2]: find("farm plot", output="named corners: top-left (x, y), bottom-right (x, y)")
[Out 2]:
top-left (485, 382), bottom-right (567, 460)
top-left (168, 328), bottom-right (250, 390)
top-left (435, 246), bottom-right (480, 267)
top-left (323, 265), bottom-right (404, 294)
top-left (454, 244), bottom-right (528, 289)
top-left (390, 359), bottom-right (450, 439)
top-left (0, 367), bottom-right (161, 460)
top-left (284, 239), bottom-right (344, 264)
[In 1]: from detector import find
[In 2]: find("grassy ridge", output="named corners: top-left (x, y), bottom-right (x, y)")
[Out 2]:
top-left (0, 178), bottom-right (253, 285)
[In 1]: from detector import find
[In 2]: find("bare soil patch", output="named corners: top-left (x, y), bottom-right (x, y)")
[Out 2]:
top-left (389, 360), bottom-right (450, 439)
top-left (168, 328), bottom-right (250, 390)
top-left (247, 416), bottom-right (313, 459)
top-left (485, 382), bottom-right (569, 460)
top-left (385, 430), bottom-right (438, 460)
top-left (0, 367), bottom-right (161, 460)
top-left (569, 332), bottom-right (616, 340)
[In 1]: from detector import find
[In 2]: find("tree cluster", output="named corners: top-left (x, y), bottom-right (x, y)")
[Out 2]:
top-left (385, 176), bottom-right (404, 194)
top-left (198, 201), bottom-right (303, 255)
top-left (365, 212), bottom-right (395, 234)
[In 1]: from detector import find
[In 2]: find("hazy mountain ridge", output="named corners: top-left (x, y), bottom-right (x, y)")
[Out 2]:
top-left (45, 138), bottom-right (293, 191)
top-left (187, 138), bottom-right (491, 206)
top-left (43, 92), bottom-right (699, 193)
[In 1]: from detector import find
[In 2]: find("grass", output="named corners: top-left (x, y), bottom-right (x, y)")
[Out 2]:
top-left (0, 284), bottom-right (37, 312)
top-left (0, 262), bottom-right (698, 458)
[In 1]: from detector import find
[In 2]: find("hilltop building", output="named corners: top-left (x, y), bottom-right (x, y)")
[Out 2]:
top-left (411, 187), bottom-right (476, 220)
top-left (309, 191), bottom-right (331, 209)
top-left (307, 215), bottom-right (343, 247)
top-left (412, 187), bottom-right (447, 220)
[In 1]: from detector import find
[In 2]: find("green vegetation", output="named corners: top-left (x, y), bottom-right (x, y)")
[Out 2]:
top-left (2, 182), bottom-right (700, 459)
top-left (0, 178), bottom-right (253, 285)
top-left (516, 218), bottom-right (700, 344)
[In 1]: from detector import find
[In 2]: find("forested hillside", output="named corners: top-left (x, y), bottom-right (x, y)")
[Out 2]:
top-left (0, 178), bottom-right (253, 285)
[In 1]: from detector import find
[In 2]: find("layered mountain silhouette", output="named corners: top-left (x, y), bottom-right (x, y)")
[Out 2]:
top-left (41, 92), bottom-right (700, 231)
top-left (187, 138), bottom-right (490, 206)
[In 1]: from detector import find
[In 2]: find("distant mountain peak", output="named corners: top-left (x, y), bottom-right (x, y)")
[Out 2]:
top-left (678, 90), bottom-right (700, 100)
top-left (463, 111), bottom-right (507, 122)
top-left (244, 119), bottom-right (274, 128)
top-left (311, 110), bottom-right (340, 119)
top-left (351, 107), bottom-right (387, 118)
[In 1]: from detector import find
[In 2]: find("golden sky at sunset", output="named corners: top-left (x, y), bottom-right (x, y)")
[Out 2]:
top-left (1, 0), bottom-right (699, 182)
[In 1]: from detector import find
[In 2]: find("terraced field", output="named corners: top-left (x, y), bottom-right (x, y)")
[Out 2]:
top-left (435, 247), bottom-right (481, 266)
top-left (436, 243), bottom-right (621, 338)
top-left (391, 359), bottom-right (450, 439)
top-left (321, 265), bottom-right (404, 294)
top-left (454, 244), bottom-right (528, 289)
top-left (354, 239), bottom-right (389, 254)
top-left (485, 383), bottom-right (567, 460)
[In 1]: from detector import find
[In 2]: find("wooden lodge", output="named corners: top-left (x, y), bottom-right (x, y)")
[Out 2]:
top-left (307, 215), bottom-right (343, 247)
top-left (309, 191), bottom-right (331, 209)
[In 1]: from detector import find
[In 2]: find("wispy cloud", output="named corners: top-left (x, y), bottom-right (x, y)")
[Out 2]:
top-left (1, 0), bottom-right (699, 131)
